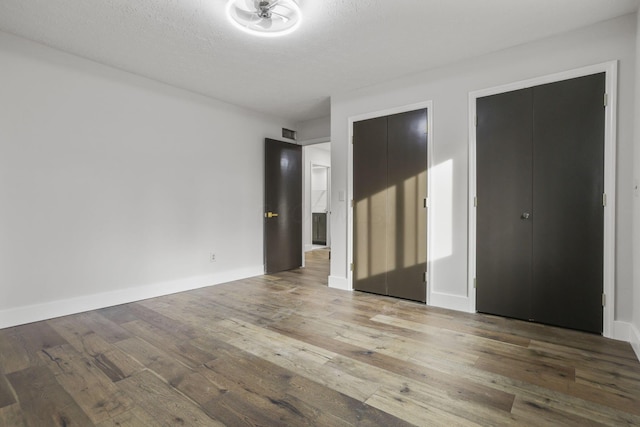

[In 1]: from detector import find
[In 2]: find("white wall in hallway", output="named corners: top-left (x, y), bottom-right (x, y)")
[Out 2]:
top-left (311, 167), bottom-right (328, 213)
top-left (296, 116), bottom-right (330, 143)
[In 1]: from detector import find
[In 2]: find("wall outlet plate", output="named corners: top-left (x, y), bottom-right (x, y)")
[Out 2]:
top-left (210, 253), bottom-right (216, 262)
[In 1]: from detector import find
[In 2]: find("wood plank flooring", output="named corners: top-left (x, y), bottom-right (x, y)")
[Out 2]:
top-left (1, 248), bottom-right (639, 426)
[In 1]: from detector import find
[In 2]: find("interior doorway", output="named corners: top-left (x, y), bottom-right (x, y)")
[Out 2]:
top-left (303, 142), bottom-right (331, 253)
top-left (311, 164), bottom-right (330, 248)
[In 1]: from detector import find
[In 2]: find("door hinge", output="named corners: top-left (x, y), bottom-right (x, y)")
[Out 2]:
top-left (603, 193), bottom-right (607, 207)
top-left (604, 93), bottom-right (608, 107)
top-left (473, 278), bottom-right (477, 289)
top-left (350, 199), bottom-right (354, 208)
top-left (423, 197), bottom-right (428, 208)
top-left (350, 263), bottom-right (354, 272)
top-left (602, 293), bottom-right (606, 307)
top-left (351, 136), bottom-right (354, 145)
top-left (473, 196), bottom-right (478, 207)
top-left (474, 115), bottom-right (478, 127)
top-left (423, 272), bottom-right (427, 282)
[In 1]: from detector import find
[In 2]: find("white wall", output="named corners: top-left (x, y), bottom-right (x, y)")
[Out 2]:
top-left (0, 31), bottom-right (292, 328)
top-left (632, 11), bottom-right (640, 359)
top-left (311, 167), bottom-right (328, 213)
top-left (296, 115), bottom-right (330, 143)
top-left (303, 143), bottom-right (331, 251)
top-left (330, 14), bottom-right (637, 328)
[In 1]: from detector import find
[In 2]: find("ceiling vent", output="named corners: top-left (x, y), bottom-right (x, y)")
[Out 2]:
top-left (282, 128), bottom-right (297, 140)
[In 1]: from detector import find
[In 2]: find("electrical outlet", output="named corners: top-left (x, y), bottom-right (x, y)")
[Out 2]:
top-left (210, 253), bottom-right (216, 262)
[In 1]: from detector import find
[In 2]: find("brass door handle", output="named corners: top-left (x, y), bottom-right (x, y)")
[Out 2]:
top-left (265, 212), bottom-right (279, 218)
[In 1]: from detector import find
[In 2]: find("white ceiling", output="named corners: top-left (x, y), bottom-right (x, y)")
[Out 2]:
top-left (0, 0), bottom-right (638, 123)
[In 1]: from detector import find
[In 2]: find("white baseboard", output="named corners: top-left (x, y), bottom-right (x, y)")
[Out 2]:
top-left (0, 265), bottom-right (264, 329)
top-left (630, 323), bottom-right (640, 362)
top-left (609, 320), bottom-right (640, 362)
top-left (429, 291), bottom-right (474, 313)
top-left (328, 275), bottom-right (351, 291)
top-left (612, 320), bottom-right (631, 341)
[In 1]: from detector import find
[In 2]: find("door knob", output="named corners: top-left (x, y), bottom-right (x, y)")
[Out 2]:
top-left (265, 212), bottom-right (279, 218)
top-left (521, 212), bottom-right (530, 219)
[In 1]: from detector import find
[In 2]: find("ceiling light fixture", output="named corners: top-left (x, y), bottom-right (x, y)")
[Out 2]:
top-left (225, 0), bottom-right (302, 37)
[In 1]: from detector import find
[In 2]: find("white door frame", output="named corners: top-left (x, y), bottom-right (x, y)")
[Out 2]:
top-left (468, 61), bottom-right (618, 338)
top-left (347, 101), bottom-right (434, 302)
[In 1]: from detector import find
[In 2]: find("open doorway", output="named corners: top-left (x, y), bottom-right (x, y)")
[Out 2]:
top-left (303, 142), bottom-right (331, 252)
top-left (311, 164), bottom-right (330, 248)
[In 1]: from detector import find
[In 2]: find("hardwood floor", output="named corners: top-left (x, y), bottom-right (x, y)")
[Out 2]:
top-left (1, 248), bottom-right (639, 426)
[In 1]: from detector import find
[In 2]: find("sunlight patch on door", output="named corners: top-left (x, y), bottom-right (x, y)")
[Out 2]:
top-left (356, 188), bottom-right (388, 280)
top-left (403, 171), bottom-right (427, 268)
top-left (386, 185), bottom-right (398, 274)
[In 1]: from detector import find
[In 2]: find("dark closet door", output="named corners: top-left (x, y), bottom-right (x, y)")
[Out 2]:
top-left (353, 110), bottom-right (427, 302)
top-left (476, 88), bottom-right (534, 321)
top-left (531, 74), bottom-right (605, 333)
top-left (264, 138), bottom-right (302, 274)
top-left (476, 73), bottom-right (605, 334)
top-left (353, 117), bottom-right (388, 296)
top-left (387, 110), bottom-right (428, 302)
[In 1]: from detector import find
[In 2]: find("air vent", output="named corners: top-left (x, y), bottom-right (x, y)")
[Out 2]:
top-left (282, 128), bottom-right (297, 140)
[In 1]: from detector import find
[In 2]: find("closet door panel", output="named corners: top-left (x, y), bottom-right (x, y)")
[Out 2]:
top-left (476, 89), bottom-right (534, 320)
top-left (531, 73), bottom-right (605, 333)
top-left (387, 109), bottom-right (428, 302)
top-left (353, 117), bottom-right (388, 296)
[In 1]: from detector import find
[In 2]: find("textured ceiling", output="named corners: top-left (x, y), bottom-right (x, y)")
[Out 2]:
top-left (0, 0), bottom-right (638, 123)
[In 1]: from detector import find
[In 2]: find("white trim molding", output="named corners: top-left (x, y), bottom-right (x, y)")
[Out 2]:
top-left (0, 265), bottom-right (264, 329)
top-left (468, 61), bottom-right (618, 338)
top-left (299, 137), bottom-right (330, 146)
top-left (612, 321), bottom-right (640, 361)
top-left (429, 292), bottom-right (471, 313)
top-left (346, 101), bottom-right (434, 299)
top-left (630, 323), bottom-right (640, 362)
top-left (328, 275), bottom-right (350, 291)
top-left (613, 320), bottom-right (631, 341)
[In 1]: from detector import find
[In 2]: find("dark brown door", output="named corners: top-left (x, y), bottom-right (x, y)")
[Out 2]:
top-left (353, 116), bottom-right (388, 296)
top-left (353, 109), bottom-right (428, 302)
top-left (264, 138), bottom-right (302, 274)
top-left (387, 110), bottom-right (428, 302)
top-left (531, 74), bottom-right (605, 333)
top-left (476, 88), bottom-right (533, 321)
top-left (476, 73), bottom-right (605, 333)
